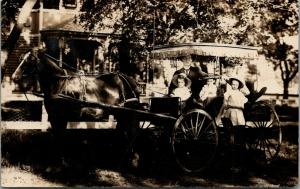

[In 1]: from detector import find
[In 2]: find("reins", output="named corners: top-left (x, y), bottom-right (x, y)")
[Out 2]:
top-left (19, 52), bottom-right (40, 102)
top-left (17, 50), bottom-right (140, 107)
top-left (117, 73), bottom-right (139, 105)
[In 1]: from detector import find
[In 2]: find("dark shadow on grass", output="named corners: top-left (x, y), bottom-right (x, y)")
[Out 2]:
top-left (1, 129), bottom-right (130, 186)
top-left (1, 128), bottom-right (298, 187)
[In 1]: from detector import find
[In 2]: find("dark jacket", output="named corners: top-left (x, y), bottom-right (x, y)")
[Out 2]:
top-left (169, 66), bottom-right (208, 97)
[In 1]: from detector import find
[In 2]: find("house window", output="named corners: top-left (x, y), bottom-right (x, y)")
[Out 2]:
top-left (43, 0), bottom-right (59, 9)
top-left (63, 0), bottom-right (77, 8)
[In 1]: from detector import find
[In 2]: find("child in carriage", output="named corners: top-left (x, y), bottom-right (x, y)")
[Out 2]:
top-left (223, 77), bottom-right (248, 126)
top-left (170, 73), bottom-right (192, 103)
top-left (199, 75), bottom-right (218, 106)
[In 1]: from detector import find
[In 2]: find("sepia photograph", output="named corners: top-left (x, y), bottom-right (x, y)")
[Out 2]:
top-left (1, 0), bottom-right (298, 187)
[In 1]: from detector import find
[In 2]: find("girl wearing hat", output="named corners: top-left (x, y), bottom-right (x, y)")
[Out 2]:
top-left (170, 73), bottom-right (191, 102)
top-left (223, 77), bottom-right (248, 126)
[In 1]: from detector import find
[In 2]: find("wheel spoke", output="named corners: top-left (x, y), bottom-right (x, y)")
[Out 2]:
top-left (183, 120), bottom-right (193, 137)
top-left (180, 123), bottom-right (189, 138)
top-left (253, 138), bottom-right (260, 150)
top-left (261, 121), bottom-right (268, 128)
top-left (264, 139), bottom-right (274, 159)
top-left (190, 113), bottom-right (197, 137)
top-left (257, 139), bottom-right (262, 151)
top-left (264, 138), bottom-right (278, 150)
top-left (196, 131), bottom-right (217, 142)
top-left (251, 121), bottom-right (260, 128)
top-left (172, 110), bottom-right (218, 172)
top-left (245, 102), bottom-right (281, 162)
top-left (140, 121), bottom-right (151, 129)
top-left (205, 131), bottom-right (217, 137)
top-left (257, 121), bottom-right (262, 128)
top-left (266, 119), bottom-right (278, 128)
top-left (198, 122), bottom-right (213, 139)
top-left (203, 131), bottom-right (217, 142)
top-left (259, 139), bottom-right (264, 152)
top-left (264, 140), bottom-right (274, 158)
top-left (258, 121), bottom-right (266, 128)
top-left (196, 116), bottom-right (206, 137)
top-left (261, 140), bottom-right (267, 158)
top-left (194, 113), bottom-right (200, 137)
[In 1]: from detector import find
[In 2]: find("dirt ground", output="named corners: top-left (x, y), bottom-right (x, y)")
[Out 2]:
top-left (1, 126), bottom-right (298, 187)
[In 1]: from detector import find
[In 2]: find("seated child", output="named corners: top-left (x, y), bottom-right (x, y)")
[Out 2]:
top-left (199, 77), bottom-right (217, 106)
top-left (223, 77), bottom-right (248, 126)
top-left (170, 73), bottom-right (191, 101)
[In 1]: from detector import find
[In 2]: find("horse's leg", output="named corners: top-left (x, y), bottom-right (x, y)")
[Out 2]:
top-left (86, 122), bottom-right (95, 129)
top-left (68, 122), bottom-right (78, 129)
top-left (116, 115), bottom-right (140, 170)
top-left (49, 119), bottom-right (68, 131)
top-left (48, 119), bottom-right (69, 167)
top-left (44, 99), bottom-right (68, 131)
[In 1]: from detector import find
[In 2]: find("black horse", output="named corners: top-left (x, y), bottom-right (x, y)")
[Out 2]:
top-left (12, 48), bottom-right (141, 130)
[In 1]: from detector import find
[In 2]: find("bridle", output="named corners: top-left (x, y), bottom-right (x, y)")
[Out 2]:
top-left (117, 72), bottom-right (139, 105)
top-left (14, 50), bottom-right (140, 106)
top-left (12, 51), bottom-right (40, 101)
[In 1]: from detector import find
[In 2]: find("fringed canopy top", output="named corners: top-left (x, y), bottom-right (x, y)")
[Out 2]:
top-left (151, 43), bottom-right (261, 59)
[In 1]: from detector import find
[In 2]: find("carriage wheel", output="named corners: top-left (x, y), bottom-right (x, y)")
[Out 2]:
top-left (244, 101), bottom-right (282, 164)
top-left (172, 109), bottom-right (218, 172)
top-left (139, 121), bottom-right (154, 129)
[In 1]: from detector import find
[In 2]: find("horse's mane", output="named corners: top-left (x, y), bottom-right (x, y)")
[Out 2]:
top-left (95, 72), bottom-right (140, 100)
top-left (30, 49), bottom-right (140, 103)
top-left (38, 51), bottom-right (66, 76)
top-left (117, 72), bottom-right (140, 99)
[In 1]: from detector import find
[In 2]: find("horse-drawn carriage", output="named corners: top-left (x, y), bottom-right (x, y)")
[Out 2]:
top-left (12, 43), bottom-right (282, 173)
top-left (144, 43), bottom-right (281, 172)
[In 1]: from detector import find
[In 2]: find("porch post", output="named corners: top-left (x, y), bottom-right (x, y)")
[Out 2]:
top-left (38, 0), bottom-right (43, 46)
top-left (92, 49), bottom-right (96, 72)
top-left (58, 37), bottom-right (65, 67)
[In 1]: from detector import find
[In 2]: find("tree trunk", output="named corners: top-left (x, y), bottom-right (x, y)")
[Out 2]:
top-left (1, 24), bottom-right (23, 55)
top-left (1, 0), bottom-right (37, 78)
top-left (118, 35), bottom-right (131, 75)
top-left (283, 80), bottom-right (289, 99)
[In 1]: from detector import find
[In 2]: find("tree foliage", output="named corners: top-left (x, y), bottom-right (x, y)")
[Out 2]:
top-left (1, 0), bottom-right (21, 36)
top-left (1, 0), bottom-right (297, 96)
top-left (79, 0), bottom-right (221, 74)
top-left (79, 0), bottom-right (298, 97)
top-left (215, 0), bottom-right (298, 97)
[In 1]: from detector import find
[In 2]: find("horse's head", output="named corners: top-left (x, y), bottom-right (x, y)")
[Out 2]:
top-left (12, 50), bottom-right (40, 92)
top-left (12, 48), bottom-right (66, 92)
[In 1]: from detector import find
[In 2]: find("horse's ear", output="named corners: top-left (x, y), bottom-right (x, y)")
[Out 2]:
top-left (31, 47), bottom-right (45, 60)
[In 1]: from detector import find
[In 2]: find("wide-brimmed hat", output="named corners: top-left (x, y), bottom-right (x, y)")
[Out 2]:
top-left (227, 77), bottom-right (244, 89)
top-left (181, 55), bottom-right (192, 61)
top-left (172, 73), bottom-right (191, 87)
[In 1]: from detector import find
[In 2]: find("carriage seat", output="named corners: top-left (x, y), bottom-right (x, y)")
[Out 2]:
top-left (149, 97), bottom-right (181, 117)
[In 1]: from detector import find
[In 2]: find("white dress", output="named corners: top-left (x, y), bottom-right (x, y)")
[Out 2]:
top-left (223, 90), bottom-right (248, 126)
top-left (199, 84), bottom-right (217, 101)
top-left (171, 87), bottom-right (191, 101)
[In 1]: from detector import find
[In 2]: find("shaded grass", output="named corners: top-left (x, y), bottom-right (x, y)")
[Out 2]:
top-left (1, 127), bottom-right (298, 187)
